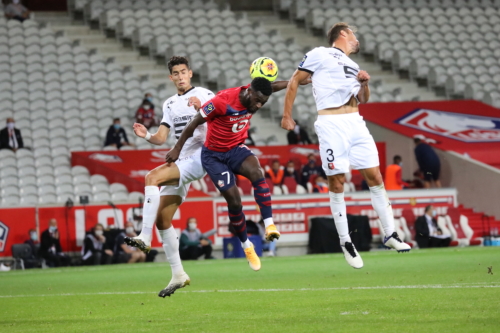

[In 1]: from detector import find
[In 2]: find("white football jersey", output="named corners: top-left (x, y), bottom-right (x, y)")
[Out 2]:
top-left (298, 46), bottom-right (361, 111)
top-left (161, 86), bottom-right (214, 159)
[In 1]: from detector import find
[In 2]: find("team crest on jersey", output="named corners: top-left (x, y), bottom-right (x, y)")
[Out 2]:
top-left (0, 221), bottom-right (9, 252)
top-left (299, 55), bottom-right (307, 67)
top-left (203, 102), bottom-right (215, 115)
top-left (328, 163), bottom-right (335, 170)
top-left (396, 109), bottom-right (500, 142)
top-left (218, 180), bottom-right (224, 188)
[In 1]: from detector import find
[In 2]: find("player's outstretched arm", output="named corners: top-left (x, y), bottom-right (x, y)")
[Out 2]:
top-left (356, 70), bottom-right (370, 104)
top-left (271, 81), bottom-right (289, 93)
top-left (165, 113), bottom-right (206, 163)
top-left (281, 69), bottom-right (311, 130)
top-left (133, 123), bottom-right (169, 145)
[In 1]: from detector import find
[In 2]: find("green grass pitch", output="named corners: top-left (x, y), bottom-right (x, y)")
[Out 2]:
top-left (1, 247), bottom-right (499, 333)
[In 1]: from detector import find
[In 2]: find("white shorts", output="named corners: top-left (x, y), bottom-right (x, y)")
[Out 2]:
top-left (314, 113), bottom-right (379, 176)
top-left (159, 149), bottom-right (205, 202)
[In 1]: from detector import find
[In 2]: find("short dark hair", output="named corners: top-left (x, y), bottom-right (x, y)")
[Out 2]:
top-left (425, 205), bottom-right (433, 213)
top-left (414, 138), bottom-right (422, 144)
top-left (327, 22), bottom-right (357, 45)
top-left (393, 155), bottom-right (402, 163)
top-left (250, 77), bottom-right (272, 96)
top-left (168, 56), bottom-right (190, 74)
top-left (113, 118), bottom-right (120, 122)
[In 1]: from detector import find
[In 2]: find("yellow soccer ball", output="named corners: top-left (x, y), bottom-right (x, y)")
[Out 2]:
top-left (249, 57), bottom-right (279, 82)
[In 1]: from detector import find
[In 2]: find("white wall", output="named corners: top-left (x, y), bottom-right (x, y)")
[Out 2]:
top-left (366, 121), bottom-right (500, 219)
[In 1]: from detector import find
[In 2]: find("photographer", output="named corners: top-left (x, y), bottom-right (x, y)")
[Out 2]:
top-left (180, 217), bottom-right (213, 260)
top-left (39, 219), bottom-right (71, 267)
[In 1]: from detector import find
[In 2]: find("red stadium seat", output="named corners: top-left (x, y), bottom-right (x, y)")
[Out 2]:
top-left (282, 177), bottom-right (298, 194)
top-left (402, 208), bottom-right (416, 240)
top-left (446, 207), bottom-right (482, 246)
top-left (237, 175), bottom-right (253, 195)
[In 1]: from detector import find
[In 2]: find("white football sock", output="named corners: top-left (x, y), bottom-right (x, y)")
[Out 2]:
top-left (159, 226), bottom-right (184, 276)
top-left (140, 186), bottom-right (160, 241)
top-left (329, 191), bottom-right (351, 245)
top-left (242, 239), bottom-right (253, 249)
top-left (369, 184), bottom-right (395, 237)
top-left (263, 217), bottom-right (274, 228)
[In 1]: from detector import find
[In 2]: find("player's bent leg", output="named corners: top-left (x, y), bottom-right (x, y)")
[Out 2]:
top-left (221, 186), bottom-right (261, 271)
top-left (328, 174), bottom-right (363, 269)
top-left (238, 155), bottom-right (280, 241)
top-left (125, 163), bottom-right (181, 253)
top-left (359, 167), bottom-right (411, 253)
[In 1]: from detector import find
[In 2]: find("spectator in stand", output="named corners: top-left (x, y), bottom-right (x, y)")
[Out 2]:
top-left (283, 161), bottom-right (300, 184)
top-left (3, 0), bottom-right (30, 22)
top-left (313, 176), bottom-right (329, 193)
top-left (265, 160), bottom-right (285, 186)
top-left (23, 229), bottom-right (40, 269)
top-left (385, 155), bottom-right (410, 190)
top-left (415, 205), bottom-right (451, 248)
top-left (300, 154), bottom-right (325, 188)
top-left (0, 117), bottom-right (24, 151)
top-left (180, 217), bottom-right (213, 260)
top-left (114, 222), bottom-right (147, 263)
top-left (414, 135), bottom-right (441, 188)
top-left (81, 223), bottom-right (113, 265)
top-left (287, 120), bottom-right (312, 145)
top-left (104, 118), bottom-right (132, 149)
top-left (39, 219), bottom-right (71, 267)
top-left (135, 97), bottom-right (157, 130)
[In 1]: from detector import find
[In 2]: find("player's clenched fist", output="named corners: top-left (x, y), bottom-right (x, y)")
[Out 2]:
top-left (133, 123), bottom-right (147, 138)
top-left (165, 146), bottom-right (180, 164)
top-left (281, 116), bottom-right (296, 131)
top-left (188, 96), bottom-right (201, 111)
top-left (357, 70), bottom-right (370, 86)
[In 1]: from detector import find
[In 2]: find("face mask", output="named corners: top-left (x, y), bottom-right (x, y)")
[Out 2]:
top-left (287, 167), bottom-right (294, 173)
top-left (432, 210), bottom-right (437, 217)
top-left (126, 227), bottom-right (134, 234)
top-left (113, 124), bottom-right (121, 130)
top-left (317, 182), bottom-right (327, 187)
top-left (49, 226), bottom-right (57, 233)
top-left (7, 122), bottom-right (15, 129)
top-left (399, 162), bottom-right (403, 167)
top-left (95, 230), bottom-right (103, 237)
top-left (144, 105), bottom-right (150, 110)
top-left (188, 223), bottom-right (197, 231)
top-left (30, 232), bottom-right (38, 241)
top-left (13, 0), bottom-right (20, 4)
top-left (146, 97), bottom-right (153, 102)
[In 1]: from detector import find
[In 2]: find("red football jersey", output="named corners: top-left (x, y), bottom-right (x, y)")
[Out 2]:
top-left (200, 84), bottom-right (252, 152)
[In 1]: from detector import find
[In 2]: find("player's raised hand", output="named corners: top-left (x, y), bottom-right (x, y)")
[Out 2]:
top-left (357, 70), bottom-right (370, 86)
top-left (188, 97), bottom-right (201, 111)
top-left (165, 146), bottom-right (180, 164)
top-left (133, 123), bottom-right (148, 138)
top-left (281, 116), bottom-right (296, 131)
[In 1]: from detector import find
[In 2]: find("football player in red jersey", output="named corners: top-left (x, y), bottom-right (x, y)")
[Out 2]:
top-left (166, 77), bottom-right (306, 271)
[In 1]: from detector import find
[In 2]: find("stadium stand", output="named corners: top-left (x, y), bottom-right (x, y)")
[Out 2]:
top-left (276, 0), bottom-right (500, 108)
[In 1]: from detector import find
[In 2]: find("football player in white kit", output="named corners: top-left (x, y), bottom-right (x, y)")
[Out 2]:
top-left (125, 56), bottom-right (213, 297)
top-left (282, 22), bottom-right (411, 269)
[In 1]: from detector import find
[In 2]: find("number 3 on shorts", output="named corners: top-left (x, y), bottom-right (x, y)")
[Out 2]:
top-left (326, 149), bottom-right (334, 162)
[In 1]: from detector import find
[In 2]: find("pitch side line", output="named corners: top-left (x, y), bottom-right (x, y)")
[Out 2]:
top-left (0, 282), bottom-right (499, 298)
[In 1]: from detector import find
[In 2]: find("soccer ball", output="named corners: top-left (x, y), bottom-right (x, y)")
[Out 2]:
top-left (249, 57), bottom-right (279, 82)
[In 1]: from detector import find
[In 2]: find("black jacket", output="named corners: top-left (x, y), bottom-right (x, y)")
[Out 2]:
top-left (287, 128), bottom-right (312, 145)
top-left (39, 229), bottom-right (63, 256)
top-left (0, 127), bottom-right (24, 150)
top-left (415, 215), bottom-right (438, 248)
top-left (104, 126), bottom-right (129, 148)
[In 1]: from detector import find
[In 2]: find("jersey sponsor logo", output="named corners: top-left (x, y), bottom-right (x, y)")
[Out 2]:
top-left (0, 221), bottom-right (9, 252)
top-left (343, 65), bottom-right (359, 79)
top-left (396, 109), bottom-right (500, 142)
top-left (203, 102), bottom-right (215, 115)
top-left (232, 120), bottom-right (249, 133)
top-left (299, 54), bottom-right (307, 67)
top-left (229, 114), bottom-right (250, 122)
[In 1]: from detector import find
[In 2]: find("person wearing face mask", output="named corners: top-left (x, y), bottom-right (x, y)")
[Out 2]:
top-left (313, 176), bottom-right (329, 193)
top-left (283, 161), bottom-right (300, 184)
top-left (179, 217), bottom-right (213, 260)
top-left (39, 219), bottom-right (71, 267)
top-left (384, 155), bottom-right (410, 191)
top-left (300, 153), bottom-right (325, 188)
top-left (81, 224), bottom-right (113, 266)
top-left (265, 160), bottom-right (285, 186)
top-left (0, 117), bottom-right (24, 152)
top-left (104, 118), bottom-right (132, 149)
top-left (23, 229), bottom-right (41, 269)
top-left (415, 205), bottom-right (451, 248)
top-left (4, 0), bottom-right (31, 22)
top-left (135, 98), bottom-right (157, 130)
top-left (286, 119), bottom-right (312, 145)
top-left (114, 222), bottom-right (147, 263)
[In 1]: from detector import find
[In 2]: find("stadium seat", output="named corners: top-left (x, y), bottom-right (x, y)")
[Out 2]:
top-left (445, 207), bottom-right (482, 246)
